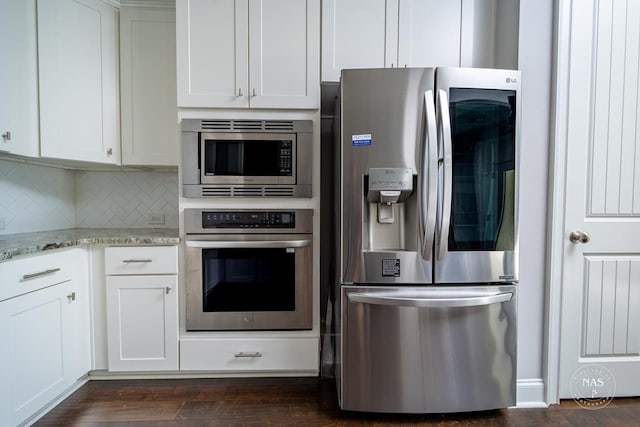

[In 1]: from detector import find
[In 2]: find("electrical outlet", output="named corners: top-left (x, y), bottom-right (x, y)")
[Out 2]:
top-left (0, 218), bottom-right (5, 230)
top-left (148, 213), bottom-right (165, 225)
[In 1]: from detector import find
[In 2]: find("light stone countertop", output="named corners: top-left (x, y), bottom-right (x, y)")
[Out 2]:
top-left (0, 228), bottom-right (180, 262)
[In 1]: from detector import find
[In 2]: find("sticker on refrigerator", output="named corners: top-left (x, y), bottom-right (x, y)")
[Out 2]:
top-left (382, 259), bottom-right (400, 277)
top-left (352, 134), bottom-right (372, 146)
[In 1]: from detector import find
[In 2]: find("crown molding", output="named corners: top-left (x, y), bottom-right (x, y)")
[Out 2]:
top-left (120, 0), bottom-right (175, 8)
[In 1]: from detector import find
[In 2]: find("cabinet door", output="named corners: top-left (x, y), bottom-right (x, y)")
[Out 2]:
top-left (121, 8), bottom-right (178, 166)
top-left (106, 275), bottom-right (178, 371)
top-left (0, 0), bottom-right (39, 157)
top-left (321, 0), bottom-right (398, 82)
top-left (397, 0), bottom-right (461, 68)
top-left (37, 0), bottom-right (120, 164)
top-left (248, 0), bottom-right (320, 108)
top-left (0, 281), bottom-right (78, 426)
top-left (176, 0), bottom-right (249, 108)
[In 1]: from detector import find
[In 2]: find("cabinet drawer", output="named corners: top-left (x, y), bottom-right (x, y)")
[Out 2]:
top-left (180, 337), bottom-right (319, 372)
top-left (105, 246), bottom-right (178, 275)
top-left (0, 248), bottom-right (79, 302)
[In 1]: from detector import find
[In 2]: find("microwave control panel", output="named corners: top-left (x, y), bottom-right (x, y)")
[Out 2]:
top-left (279, 141), bottom-right (293, 175)
top-left (202, 211), bottom-right (295, 228)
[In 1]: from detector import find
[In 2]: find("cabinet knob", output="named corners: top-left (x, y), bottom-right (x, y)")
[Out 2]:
top-left (107, 148), bottom-right (113, 155)
top-left (67, 292), bottom-right (76, 302)
top-left (165, 286), bottom-right (171, 294)
top-left (2, 131), bottom-right (10, 141)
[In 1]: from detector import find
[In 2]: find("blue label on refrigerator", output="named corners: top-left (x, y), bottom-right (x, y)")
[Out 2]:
top-left (352, 134), bottom-right (372, 146)
top-left (382, 259), bottom-right (400, 277)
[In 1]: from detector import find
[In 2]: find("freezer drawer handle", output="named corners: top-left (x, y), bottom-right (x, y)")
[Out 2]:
top-left (348, 291), bottom-right (513, 308)
top-left (22, 268), bottom-right (61, 280)
top-left (234, 352), bottom-right (262, 358)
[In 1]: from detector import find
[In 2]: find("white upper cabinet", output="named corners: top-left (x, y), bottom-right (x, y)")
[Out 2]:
top-left (120, 7), bottom-right (178, 166)
top-left (397, 0), bottom-right (461, 68)
top-left (37, 0), bottom-right (120, 165)
top-left (322, 0), bottom-right (398, 82)
top-left (322, 0), bottom-right (463, 81)
top-left (0, 0), bottom-right (39, 157)
top-left (177, 0), bottom-right (320, 109)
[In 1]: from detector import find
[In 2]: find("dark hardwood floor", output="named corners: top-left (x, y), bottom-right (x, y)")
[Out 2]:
top-left (35, 377), bottom-right (640, 426)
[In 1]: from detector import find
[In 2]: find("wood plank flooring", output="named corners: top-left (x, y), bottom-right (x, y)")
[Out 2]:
top-left (34, 377), bottom-right (640, 426)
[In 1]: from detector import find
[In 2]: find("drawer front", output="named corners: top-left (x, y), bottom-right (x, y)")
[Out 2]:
top-left (180, 337), bottom-right (319, 372)
top-left (105, 246), bottom-right (178, 275)
top-left (0, 248), bottom-right (80, 301)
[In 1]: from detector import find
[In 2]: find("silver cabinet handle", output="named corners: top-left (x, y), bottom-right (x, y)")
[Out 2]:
top-left (234, 352), bottom-right (262, 358)
top-left (122, 259), bottom-right (152, 263)
top-left (421, 90), bottom-right (438, 260)
top-left (67, 292), bottom-right (76, 302)
top-left (348, 291), bottom-right (513, 308)
top-left (252, 88), bottom-right (256, 97)
top-left (2, 131), bottom-right (10, 141)
top-left (569, 230), bottom-right (590, 244)
top-left (107, 148), bottom-right (113, 155)
top-left (186, 239), bottom-right (311, 249)
top-left (22, 268), bottom-right (61, 280)
top-left (238, 88), bottom-right (243, 97)
top-left (436, 88), bottom-right (453, 261)
top-left (165, 286), bottom-right (171, 294)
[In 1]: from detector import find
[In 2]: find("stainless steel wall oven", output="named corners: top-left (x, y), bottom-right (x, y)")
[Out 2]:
top-left (182, 119), bottom-right (312, 197)
top-left (184, 209), bottom-right (313, 331)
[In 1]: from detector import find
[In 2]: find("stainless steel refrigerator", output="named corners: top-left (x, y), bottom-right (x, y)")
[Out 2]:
top-left (333, 67), bottom-right (520, 413)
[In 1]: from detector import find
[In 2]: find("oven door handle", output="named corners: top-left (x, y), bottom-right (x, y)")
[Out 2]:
top-left (186, 239), bottom-right (312, 249)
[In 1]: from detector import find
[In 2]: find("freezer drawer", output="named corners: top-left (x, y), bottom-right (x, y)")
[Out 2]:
top-left (339, 285), bottom-right (517, 413)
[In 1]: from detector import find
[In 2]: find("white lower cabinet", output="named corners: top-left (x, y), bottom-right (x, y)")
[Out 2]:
top-left (105, 246), bottom-right (179, 372)
top-left (0, 248), bottom-right (90, 426)
top-left (180, 337), bottom-right (319, 373)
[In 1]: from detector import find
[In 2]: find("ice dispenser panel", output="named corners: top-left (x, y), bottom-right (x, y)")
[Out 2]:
top-left (366, 168), bottom-right (413, 223)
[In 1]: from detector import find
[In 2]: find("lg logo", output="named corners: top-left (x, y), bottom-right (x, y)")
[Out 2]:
top-left (506, 77), bottom-right (518, 83)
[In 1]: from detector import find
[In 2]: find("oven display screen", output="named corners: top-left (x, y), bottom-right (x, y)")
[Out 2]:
top-left (202, 211), bottom-right (295, 228)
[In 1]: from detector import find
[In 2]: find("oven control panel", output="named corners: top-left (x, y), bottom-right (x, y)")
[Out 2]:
top-left (202, 211), bottom-right (295, 228)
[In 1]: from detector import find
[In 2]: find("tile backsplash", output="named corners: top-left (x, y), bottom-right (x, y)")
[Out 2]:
top-left (75, 171), bottom-right (178, 228)
top-left (0, 159), bottom-right (75, 235)
top-left (0, 159), bottom-right (178, 234)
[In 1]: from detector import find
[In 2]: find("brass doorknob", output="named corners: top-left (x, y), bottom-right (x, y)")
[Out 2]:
top-left (569, 230), bottom-right (590, 244)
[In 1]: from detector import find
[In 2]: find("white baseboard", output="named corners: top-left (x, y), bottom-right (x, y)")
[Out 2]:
top-left (516, 378), bottom-right (547, 408)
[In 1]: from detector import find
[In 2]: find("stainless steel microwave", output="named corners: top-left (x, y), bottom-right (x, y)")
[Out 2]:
top-left (182, 119), bottom-right (312, 197)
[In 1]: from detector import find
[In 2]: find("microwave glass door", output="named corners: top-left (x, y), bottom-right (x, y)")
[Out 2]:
top-left (202, 248), bottom-right (295, 312)
top-left (448, 88), bottom-right (516, 252)
top-left (202, 136), bottom-right (294, 177)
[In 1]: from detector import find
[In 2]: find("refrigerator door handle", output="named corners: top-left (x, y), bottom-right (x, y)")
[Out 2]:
top-left (348, 291), bottom-right (513, 308)
top-left (436, 89), bottom-right (453, 261)
top-left (421, 90), bottom-right (438, 260)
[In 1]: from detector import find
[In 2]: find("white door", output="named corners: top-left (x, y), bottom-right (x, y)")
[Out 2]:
top-left (176, 0), bottom-right (249, 108)
top-left (37, 0), bottom-right (120, 164)
top-left (558, 0), bottom-right (640, 397)
top-left (0, 0), bottom-right (39, 157)
top-left (321, 0), bottom-right (398, 82)
top-left (106, 275), bottom-right (178, 371)
top-left (248, 0), bottom-right (320, 108)
top-left (120, 7), bottom-right (178, 166)
top-left (397, 0), bottom-right (461, 68)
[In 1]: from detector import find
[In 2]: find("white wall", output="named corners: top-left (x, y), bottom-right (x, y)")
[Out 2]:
top-left (516, 0), bottom-right (553, 395)
top-left (0, 158), bottom-right (179, 234)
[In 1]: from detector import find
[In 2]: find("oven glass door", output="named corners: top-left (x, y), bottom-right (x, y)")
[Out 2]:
top-left (185, 240), bottom-right (312, 331)
top-left (202, 248), bottom-right (295, 312)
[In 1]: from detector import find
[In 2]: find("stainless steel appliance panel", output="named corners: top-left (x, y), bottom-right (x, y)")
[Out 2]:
top-left (340, 284), bottom-right (517, 413)
top-left (339, 68), bottom-right (435, 284)
top-left (434, 68), bottom-right (521, 283)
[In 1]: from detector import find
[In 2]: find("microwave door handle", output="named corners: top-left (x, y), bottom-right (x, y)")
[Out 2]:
top-left (421, 90), bottom-right (438, 260)
top-left (436, 89), bottom-right (453, 261)
top-left (186, 239), bottom-right (312, 249)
